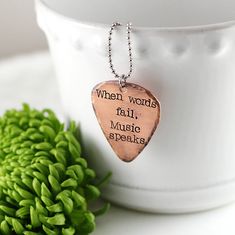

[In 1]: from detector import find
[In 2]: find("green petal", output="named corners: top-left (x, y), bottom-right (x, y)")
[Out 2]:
top-left (47, 213), bottom-right (66, 225)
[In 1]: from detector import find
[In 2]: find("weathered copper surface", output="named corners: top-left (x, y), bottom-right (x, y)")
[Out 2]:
top-left (91, 80), bottom-right (160, 162)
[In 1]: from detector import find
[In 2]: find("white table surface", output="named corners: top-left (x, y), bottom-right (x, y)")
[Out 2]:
top-left (0, 51), bottom-right (235, 235)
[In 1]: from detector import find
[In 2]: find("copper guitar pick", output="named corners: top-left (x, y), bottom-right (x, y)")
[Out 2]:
top-left (91, 80), bottom-right (160, 162)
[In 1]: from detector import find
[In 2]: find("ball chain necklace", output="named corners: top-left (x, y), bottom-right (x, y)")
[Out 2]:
top-left (91, 22), bottom-right (160, 162)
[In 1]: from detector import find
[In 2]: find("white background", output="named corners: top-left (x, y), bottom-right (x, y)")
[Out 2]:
top-left (0, 0), bottom-right (46, 58)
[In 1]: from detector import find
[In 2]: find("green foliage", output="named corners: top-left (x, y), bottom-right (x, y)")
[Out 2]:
top-left (0, 104), bottom-right (109, 235)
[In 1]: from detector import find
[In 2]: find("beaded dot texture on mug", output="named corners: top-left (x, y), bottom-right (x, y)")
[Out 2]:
top-left (0, 104), bottom-right (110, 235)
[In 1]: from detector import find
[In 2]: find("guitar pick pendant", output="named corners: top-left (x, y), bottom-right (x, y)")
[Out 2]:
top-left (92, 80), bottom-right (160, 162)
top-left (91, 22), bottom-right (160, 162)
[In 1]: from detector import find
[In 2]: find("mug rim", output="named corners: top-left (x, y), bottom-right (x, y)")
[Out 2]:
top-left (37, 0), bottom-right (235, 32)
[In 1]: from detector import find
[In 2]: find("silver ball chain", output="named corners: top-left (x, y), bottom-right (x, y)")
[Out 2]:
top-left (108, 22), bottom-right (133, 88)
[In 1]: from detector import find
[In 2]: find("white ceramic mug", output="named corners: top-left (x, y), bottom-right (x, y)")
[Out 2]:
top-left (36, 0), bottom-right (235, 213)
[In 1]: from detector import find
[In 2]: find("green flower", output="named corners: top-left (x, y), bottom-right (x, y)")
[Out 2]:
top-left (0, 104), bottom-right (109, 235)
